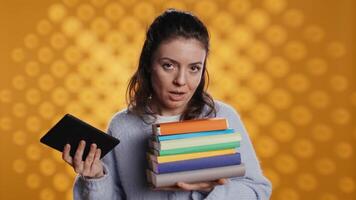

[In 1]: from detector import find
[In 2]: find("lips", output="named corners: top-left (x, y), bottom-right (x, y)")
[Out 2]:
top-left (168, 91), bottom-right (186, 101)
top-left (170, 91), bottom-right (185, 95)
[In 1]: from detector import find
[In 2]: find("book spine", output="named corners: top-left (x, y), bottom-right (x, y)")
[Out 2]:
top-left (156, 118), bottom-right (228, 135)
top-left (148, 164), bottom-right (246, 187)
top-left (152, 153), bottom-right (241, 174)
top-left (157, 129), bottom-right (235, 141)
top-left (159, 133), bottom-right (241, 150)
top-left (159, 141), bottom-right (240, 156)
top-left (148, 148), bottom-right (237, 163)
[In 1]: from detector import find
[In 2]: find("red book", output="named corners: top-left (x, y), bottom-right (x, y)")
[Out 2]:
top-left (152, 118), bottom-right (229, 135)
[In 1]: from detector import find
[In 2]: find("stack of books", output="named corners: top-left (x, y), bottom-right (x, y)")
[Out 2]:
top-left (146, 118), bottom-right (246, 188)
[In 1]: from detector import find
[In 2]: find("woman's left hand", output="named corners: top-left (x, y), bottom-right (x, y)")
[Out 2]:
top-left (153, 178), bottom-right (228, 193)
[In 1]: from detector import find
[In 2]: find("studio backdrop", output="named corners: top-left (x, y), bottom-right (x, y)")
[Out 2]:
top-left (0, 0), bottom-right (355, 199)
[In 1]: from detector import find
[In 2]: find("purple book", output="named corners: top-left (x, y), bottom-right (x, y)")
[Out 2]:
top-left (150, 153), bottom-right (241, 174)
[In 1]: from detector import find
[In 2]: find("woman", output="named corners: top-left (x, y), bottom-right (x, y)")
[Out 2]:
top-left (62, 9), bottom-right (272, 200)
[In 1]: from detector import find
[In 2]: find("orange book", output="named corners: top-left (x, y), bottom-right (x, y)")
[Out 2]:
top-left (152, 118), bottom-right (228, 135)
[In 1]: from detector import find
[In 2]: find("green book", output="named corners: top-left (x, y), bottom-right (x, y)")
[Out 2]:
top-left (156, 133), bottom-right (241, 150)
top-left (151, 141), bottom-right (240, 156)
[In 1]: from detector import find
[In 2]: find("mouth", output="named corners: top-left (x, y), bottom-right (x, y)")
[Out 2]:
top-left (169, 91), bottom-right (186, 95)
top-left (168, 91), bottom-right (186, 101)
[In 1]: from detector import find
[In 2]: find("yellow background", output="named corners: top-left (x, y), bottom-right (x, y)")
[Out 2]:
top-left (0, 0), bottom-right (355, 199)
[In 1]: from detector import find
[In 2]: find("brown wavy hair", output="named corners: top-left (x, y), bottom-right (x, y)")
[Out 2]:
top-left (126, 9), bottom-right (216, 121)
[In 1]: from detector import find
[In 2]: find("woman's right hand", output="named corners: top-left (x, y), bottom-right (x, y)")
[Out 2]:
top-left (62, 140), bottom-right (104, 179)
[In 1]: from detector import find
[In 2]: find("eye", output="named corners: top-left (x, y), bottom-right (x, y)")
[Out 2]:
top-left (190, 65), bottom-right (202, 73)
top-left (162, 62), bottom-right (174, 70)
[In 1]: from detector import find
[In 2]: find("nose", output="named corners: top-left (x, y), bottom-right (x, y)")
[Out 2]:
top-left (174, 68), bottom-right (187, 86)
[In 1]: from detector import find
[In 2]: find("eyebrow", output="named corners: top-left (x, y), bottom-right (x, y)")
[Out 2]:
top-left (159, 57), bottom-right (203, 65)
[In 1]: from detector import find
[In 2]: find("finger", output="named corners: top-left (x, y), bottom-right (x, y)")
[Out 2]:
top-left (217, 178), bottom-right (228, 185)
top-left (91, 148), bottom-right (102, 172)
top-left (90, 148), bottom-right (105, 178)
top-left (177, 182), bottom-right (213, 191)
top-left (93, 147), bottom-right (101, 164)
top-left (73, 140), bottom-right (86, 173)
top-left (74, 140), bottom-right (86, 163)
top-left (83, 143), bottom-right (97, 176)
top-left (62, 144), bottom-right (73, 165)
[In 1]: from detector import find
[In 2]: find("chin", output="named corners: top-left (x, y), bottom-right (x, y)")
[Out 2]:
top-left (165, 101), bottom-right (187, 110)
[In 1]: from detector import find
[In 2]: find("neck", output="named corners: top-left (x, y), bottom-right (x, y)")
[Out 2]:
top-left (149, 99), bottom-right (186, 116)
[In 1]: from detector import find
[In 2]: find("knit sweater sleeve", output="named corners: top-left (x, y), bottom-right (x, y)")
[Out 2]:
top-left (72, 125), bottom-right (126, 200)
top-left (192, 101), bottom-right (272, 200)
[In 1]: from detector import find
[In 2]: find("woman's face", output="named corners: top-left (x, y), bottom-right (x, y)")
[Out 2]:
top-left (150, 37), bottom-right (206, 116)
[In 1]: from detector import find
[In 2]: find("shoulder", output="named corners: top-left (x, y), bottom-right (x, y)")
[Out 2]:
top-left (107, 108), bottom-right (141, 131)
top-left (213, 100), bottom-right (241, 118)
top-left (212, 100), bottom-right (245, 132)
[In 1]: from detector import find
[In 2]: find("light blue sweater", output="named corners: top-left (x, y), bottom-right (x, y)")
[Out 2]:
top-left (73, 101), bottom-right (272, 199)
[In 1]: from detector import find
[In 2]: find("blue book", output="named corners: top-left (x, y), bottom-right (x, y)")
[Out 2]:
top-left (149, 153), bottom-right (241, 174)
top-left (157, 129), bottom-right (235, 141)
